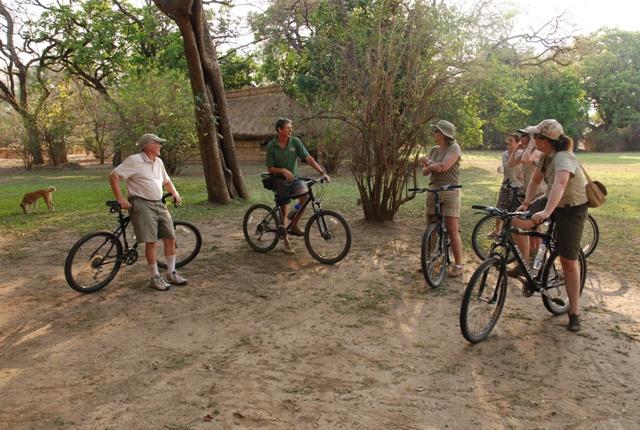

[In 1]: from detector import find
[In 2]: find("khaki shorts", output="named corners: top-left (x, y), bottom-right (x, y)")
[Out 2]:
top-left (426, 188), bottom-right (461, 218)
top-left (129, 198), bottom-right (175, 244)
top-left (530, 197), bottom-right (587, 260)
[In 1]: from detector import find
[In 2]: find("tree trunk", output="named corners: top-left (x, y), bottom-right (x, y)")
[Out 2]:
top-left (153, 0), bottom-right (248, 203)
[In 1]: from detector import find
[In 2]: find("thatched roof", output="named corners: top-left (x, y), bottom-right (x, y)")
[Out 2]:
top-left (226, 85), bottom-right (309, 140)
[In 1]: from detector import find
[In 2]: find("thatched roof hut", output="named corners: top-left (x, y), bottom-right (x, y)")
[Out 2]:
top-left (226, 85), bottom-right (310, 162)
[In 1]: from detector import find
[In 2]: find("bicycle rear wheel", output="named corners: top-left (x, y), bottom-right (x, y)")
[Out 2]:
top-left (65, 231), bottom-right (123, 293)
top-left (581, 214), bottom-right (599, 258)
top-left (243, 203), bottom-right (280, 252)
top-left (157, 220), bottom-right (202, 269)
top-left (471, 214), bottom-right (516, 263)
top-left (305, 210), bottom-right (351, 264)
top-left (460, 257), bottom-right (507, 343)
top-left (421, 223), bottom-right (447, 288)
top-left (541, 249), bottom-right (587, 315)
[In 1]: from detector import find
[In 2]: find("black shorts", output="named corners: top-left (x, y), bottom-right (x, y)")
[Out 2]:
top-left (530, 197), bottom-right (588, 260)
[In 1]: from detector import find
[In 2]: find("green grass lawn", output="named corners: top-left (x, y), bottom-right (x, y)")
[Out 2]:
top-left (1, 151), bottom-right (637, 281)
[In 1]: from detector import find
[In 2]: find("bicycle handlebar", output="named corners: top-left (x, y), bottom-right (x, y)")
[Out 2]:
top-left (472, 205), bottom-right (531, 219)
top-left (106, 193), bottom-right (181, 213)
top-left (409, 184), bottom-right (462, 194)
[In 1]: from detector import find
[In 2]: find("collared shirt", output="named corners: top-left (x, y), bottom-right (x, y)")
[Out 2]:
top-left (540, 149), bottom-right (587, 207)
top-left (428, 143), bottom-right (461, 187)
top-left (502, 150), bottom-right (523, 187)
top-left (111, 152), bottom-right (171, 201)
top-left (265, 136), bottom-right (310, 176)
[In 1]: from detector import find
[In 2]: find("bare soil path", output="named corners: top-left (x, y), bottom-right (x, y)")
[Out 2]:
top-left (0, 162), bottom-right (639, 430)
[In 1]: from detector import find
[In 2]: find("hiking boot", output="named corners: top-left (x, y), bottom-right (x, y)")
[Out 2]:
top-left (166, 271), bottom-right (188, 286)
top-left (283, 242), bottom-right (296, 254)
top-left (289, 224), bottom-right (305, 237)
top-left (449, 266), bottom-right (463, 278)
top-left (568, 314), bottom-right (581, 332)
top-left (507, 265), bottom-right (526, 278)
top-left (150, 275), bottom-right (171, 291)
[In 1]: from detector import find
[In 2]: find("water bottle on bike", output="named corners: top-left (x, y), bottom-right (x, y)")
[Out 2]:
top-left (288, 203), bottom-right (302, 220)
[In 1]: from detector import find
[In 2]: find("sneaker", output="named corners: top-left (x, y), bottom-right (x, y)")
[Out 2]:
top-left (283, 242), bottom-right (296, 254)
top-left (150, 275), bottom-right (171, 291)
top-left (449, 266), bottom-right (463, 278)
top-left (568, 314), bottom-right (581, 332)
top-left (166, 271), bottom-right (188, 286)
top-left (507, 265), bottom-right (526, 278)
top-left (289, 225), bottom-right (305, 237)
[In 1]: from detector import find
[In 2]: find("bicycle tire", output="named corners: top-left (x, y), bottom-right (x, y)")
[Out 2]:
top-left (64, 231), bottom-right (123, 293)
top-left (471, 214), bottom-right (516, 264)
top-left (541, 249), bottom-right (587, 315)
top-left (243, 203), bottom-right (280, 252)
top-left (421, 223), bottom-right (447, 288)
top-left (304, 210), bottom-right (351, 264)
top-left (460, 256), bottom-right (508, 343)
top-left (157, 220), bottom-right (202, 269)
top-left (581, 214), bottom-right (599, 258)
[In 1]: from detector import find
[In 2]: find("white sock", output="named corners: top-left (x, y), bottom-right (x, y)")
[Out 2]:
top-left (149, 263), bottom-right (160, 278)
top-left (166, 255), bottom-right (176, 274)
top-left (455, 264), bottom-right (463, 268)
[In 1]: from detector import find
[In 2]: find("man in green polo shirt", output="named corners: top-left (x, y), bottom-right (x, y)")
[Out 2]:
top-left (266, 118), bottom-right (330, 254)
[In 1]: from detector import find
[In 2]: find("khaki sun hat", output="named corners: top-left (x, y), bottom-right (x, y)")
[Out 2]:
top-left (430, 120), bottom-right (456, 139)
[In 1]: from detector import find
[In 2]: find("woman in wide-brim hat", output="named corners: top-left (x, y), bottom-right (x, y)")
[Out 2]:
top-left (418, 120), bottom-right (464, 278)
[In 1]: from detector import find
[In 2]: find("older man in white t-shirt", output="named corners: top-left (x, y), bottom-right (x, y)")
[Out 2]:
top-left (109, 133), bottom-right (188, 291)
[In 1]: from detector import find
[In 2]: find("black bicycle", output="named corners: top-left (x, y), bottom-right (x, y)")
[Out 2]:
top-left (243, 174), bottom-right (351, 264)
top-left (460, 205), bottom-right (587, 343)
top-left (409, 184), bottom-right (462, 288)
top-left (472, 182), bottom-right (600, 260)
top-left (65, 194), bottom-right (202, 293)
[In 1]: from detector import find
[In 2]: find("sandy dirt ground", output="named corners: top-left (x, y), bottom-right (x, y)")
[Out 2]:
top-left (1, 162), bottom-right (639, 430)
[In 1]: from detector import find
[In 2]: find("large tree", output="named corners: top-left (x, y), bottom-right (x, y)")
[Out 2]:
top-left (578, 29), bottom-right (640, 150)
top-left (251, 0), bottom-right (579, 221)
top-left (0, 0), bottom-right (48, 166)
top-left (153, 0), bottom-right (248, 202)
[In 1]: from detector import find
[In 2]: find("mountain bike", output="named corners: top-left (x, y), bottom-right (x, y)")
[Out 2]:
top-left (243, 174), bottom-right (351, 264)
top-left (409, 184), bottom-right (462, 288)
top-left (64, 194), bottom-right (202, 293)
top-left (472, 182), bottom-right (600, 260)
top-left (460, 205), bottom-right (587, 343)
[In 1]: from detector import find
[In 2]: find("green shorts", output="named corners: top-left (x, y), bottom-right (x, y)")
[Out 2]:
top-left (129, 198), bottom-right (175, 244)
top-left (530, 197), bottom-right (587, 260)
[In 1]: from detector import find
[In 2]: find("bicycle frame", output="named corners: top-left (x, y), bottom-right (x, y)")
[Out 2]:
top-left (262, 176), bottom-right (327, 238)
top-left (104, 202), bottom-right (139, 264)
top-left (484, 209), bottom-right (557, 294)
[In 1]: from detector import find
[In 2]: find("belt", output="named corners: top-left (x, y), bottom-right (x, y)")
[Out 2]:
top-left (129, 196), bottom-right (162, 202)
top-left (560, 203), bottom-right (588, 210)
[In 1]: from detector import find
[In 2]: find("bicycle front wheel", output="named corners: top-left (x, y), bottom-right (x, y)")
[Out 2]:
top-left (460, 257), bottom-right (507, 343)
top-left (305, 210), bottom-right (351, 264)
top-left (541, 249), bottom-right (587, 315)
top-left (421, 223), bottom-right (447, 288)
top-left (581, 214), bottom-right (599, 258)
top-left (65, 231), bottom-right (123, 293)
top-left (471, 214), bottom-right (516, 263)
top-left (157, 221), bottom-right (202, 269)
top-left (243, 203), bottom-right (280, 252)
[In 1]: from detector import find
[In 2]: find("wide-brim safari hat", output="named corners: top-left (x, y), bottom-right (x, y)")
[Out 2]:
top-left (430, 120), bottom-right (456, 139)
